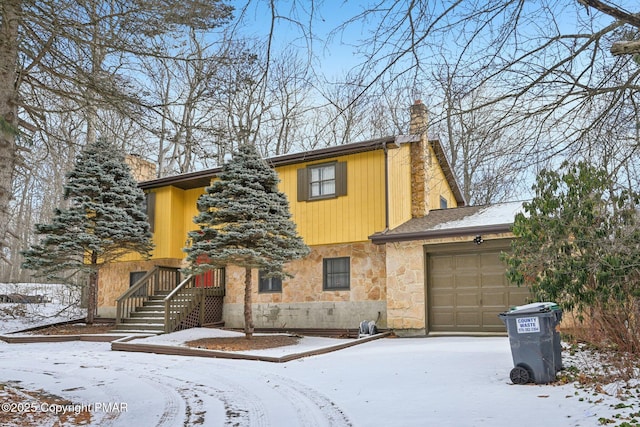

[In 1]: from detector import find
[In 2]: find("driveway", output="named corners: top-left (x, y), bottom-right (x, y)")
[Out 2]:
top-left (0, 332), bottom-right (627, 426)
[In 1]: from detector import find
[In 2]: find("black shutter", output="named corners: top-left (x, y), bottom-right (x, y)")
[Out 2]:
top-left (336, 162), bottom-right (347, 196)
top-left (297, 168), bottom-right (309, 201)
top-left (146, 192), bottom-right (156, 232)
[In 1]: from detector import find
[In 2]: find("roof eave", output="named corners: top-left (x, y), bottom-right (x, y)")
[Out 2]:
top-left (139, 168), bottom-right (222, 190)
top-left (265, 136), bottom-right (399, 167)
top-left (139, 136), bottom-right (400, 190)
top-left (369, 223), bottom-right (513, 245)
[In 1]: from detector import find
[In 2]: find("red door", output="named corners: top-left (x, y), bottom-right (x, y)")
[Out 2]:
top-left (194, 255), bottom-right (214, 288)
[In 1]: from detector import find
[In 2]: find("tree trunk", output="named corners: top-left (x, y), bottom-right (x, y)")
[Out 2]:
top-left (0, 0), bottom-right (21, 258)
top-left (87, 251), bottom-right (98, 324)
top-left (243, 267), bottom-right (254, 339)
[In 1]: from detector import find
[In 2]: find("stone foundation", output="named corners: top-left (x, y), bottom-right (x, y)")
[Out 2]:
top-left (224, 301), bottom-right (387, 329)
top-left (223, 241), bottom-right (387, 329)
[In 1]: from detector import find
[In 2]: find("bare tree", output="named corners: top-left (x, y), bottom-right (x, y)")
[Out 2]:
top-left (343, 2), bottom-right (639, 167)
top-left (260, 50), bottom-right (313, 156)
top-left (431, 65), bottom-right (529, 204)
top-left (208, 39), bottom-right (267, 157)
top-left (0, 0), bottom-right (22, 262)
top-left (232, 1), bottom-right (640, 202)
top-left (312, 71), bottom-right (378, 146)
top-left (143, 31), bottom-right (235, 176)
top-left (0, 0), bottom-right (234, 258)
top-left (1, 109), bottom-right (81, 282)
top-left (578, 0), bottom-right (640, 55)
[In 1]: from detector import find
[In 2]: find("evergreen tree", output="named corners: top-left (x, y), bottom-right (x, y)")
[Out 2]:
top-left (22, 139), bottom-right (154, 323)
top-left (502, 161), bottom-right (640, 352)
top-left (183, 144), bottom-right (309, 338)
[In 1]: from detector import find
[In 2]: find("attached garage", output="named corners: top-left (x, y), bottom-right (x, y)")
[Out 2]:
top-left (372, 201), bottom-right (530, 335)
top-left (426, 240), bottom-right (531, 333)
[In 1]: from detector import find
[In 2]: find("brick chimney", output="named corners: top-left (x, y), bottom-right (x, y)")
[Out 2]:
top-left (409, 100), bottom-right (430, 218)
top-left (125, 154), bottom-right (157, 182)
top-left (410, 99), bottom-right (428, 135)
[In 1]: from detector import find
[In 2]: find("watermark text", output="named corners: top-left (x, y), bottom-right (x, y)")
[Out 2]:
top-left (1, 401), bottom-right (128, 415)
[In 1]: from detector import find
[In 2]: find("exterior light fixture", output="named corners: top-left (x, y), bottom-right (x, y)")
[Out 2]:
top-left (473, 235), bottom-right (484, 245)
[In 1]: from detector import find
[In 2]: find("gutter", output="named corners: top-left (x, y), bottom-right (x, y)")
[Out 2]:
top-left (369, 223), bottom-right (513, 245)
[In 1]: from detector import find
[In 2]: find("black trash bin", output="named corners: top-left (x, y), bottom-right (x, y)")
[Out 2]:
top-left (499, 302), bottom-right (563, 384)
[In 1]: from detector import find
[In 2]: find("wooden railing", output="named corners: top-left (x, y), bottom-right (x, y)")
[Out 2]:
top-left (115, 266), bottom-right (181, 325)
top-left (164, 268), bottom-right (225, 333)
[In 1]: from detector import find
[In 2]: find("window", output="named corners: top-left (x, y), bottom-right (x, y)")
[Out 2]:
top-left (323, 257), bottom-right (350, 290)
top-left (259, 271), bottom-right (282, 293)
top-left (297, 162), bottom-right (347, 201)
top-left (310, 164), bottom-right (335, 197)
top-left (440, 196), bottom-right (448, 209)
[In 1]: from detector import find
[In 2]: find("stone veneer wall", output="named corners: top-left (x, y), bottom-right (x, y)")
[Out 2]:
top-left (410, 141), bottom-right (428, 218)
top-left (97, 258), bottom-right (182, 317)
top-left (222, 241), bottom-right (387, 329)
top-left (385, 240), bottom-right (426, 334)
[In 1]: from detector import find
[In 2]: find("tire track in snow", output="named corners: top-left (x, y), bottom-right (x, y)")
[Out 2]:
top-left (2, 363), bottom-right (185, 426)
top-left (153, 370), bottom-right (270, 427)
top-left (261, 373), bottom-right (353, 427)
top-left (136, 374), bottom-right (184, 426)
top-left (0, 344), bottom-right (351, 426)
top-left (156, 366), bottom-right (352, 427)
top-left (214, 364), bottom-right (352, 426)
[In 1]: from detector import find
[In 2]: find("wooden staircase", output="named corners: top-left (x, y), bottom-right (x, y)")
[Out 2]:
top-left (113, 291), bottom-right (170, 334)
top-left (114, 266), bottom-right (225, 335)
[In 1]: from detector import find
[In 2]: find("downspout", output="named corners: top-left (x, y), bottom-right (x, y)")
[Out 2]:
top-left (383, 142), bottom-right (390, 230)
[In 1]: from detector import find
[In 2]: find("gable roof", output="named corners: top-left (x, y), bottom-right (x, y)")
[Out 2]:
top-left (370, 200), bottom-right (525, 244)
top-left (139, 136), bottom-right (465, 207)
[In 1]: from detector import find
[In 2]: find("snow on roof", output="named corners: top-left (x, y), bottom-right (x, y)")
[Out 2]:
top-left (431, 200), bottom-right (525, 230)
top-left (370, 200), bottom-right (528, 243)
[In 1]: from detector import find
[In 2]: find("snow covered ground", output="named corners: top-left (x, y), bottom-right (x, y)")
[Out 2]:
top-left (0, 283), bottom-right (84, 331)
top-left (0, 285), bottom-right (638, 426)
top-left (1, 331), bottom-right (636, 427)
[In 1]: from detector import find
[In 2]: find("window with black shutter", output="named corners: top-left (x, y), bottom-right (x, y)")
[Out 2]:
top-left (297, 162), bottom-right (347, 202)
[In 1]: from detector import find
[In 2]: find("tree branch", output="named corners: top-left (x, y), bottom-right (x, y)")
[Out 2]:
top-left (577, 0), bottom-right (640, 28)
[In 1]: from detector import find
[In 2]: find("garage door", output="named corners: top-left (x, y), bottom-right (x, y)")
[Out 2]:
top-left (427, 241), bottom-right (531, 333)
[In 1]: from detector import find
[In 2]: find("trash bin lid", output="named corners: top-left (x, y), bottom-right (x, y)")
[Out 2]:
top-left (506, 302), bottom-right (559, 314)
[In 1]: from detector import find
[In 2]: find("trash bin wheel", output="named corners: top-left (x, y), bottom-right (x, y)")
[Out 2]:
top-left (510, 366), bottom-right (531, 384)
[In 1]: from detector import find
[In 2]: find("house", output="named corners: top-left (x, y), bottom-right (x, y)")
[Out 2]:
top-left (101, 101), bottom-right (530, 335)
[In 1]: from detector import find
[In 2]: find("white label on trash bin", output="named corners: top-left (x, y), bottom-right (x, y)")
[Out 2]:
top-left (516, 317), bottom-right (540, 333)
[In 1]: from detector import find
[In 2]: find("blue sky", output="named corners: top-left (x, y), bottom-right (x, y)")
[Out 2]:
top-left (227, 0), bottom-right (639, 83)
top-left (229, 1), bottom-right (376, 78)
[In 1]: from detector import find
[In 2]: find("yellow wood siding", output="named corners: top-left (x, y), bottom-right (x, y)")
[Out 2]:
top-left (152, 186), bottom-right (186, 259)
top-left (278, 150), bottom-right (387, 245)
top-left (131, 140), bottom-right (457, 262)
top-left (146, 150), bottom-right (390, 257)
top-left (183, 187), bottom-right (207, 242)
top-left (127, 185), bottom-right (211, 261)
top-left (427, 146), bottom-right (458, 210)
top-left (386, 145), bottom-right (412, 229)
